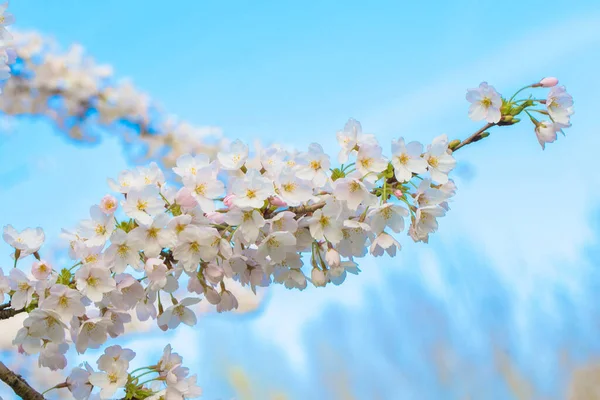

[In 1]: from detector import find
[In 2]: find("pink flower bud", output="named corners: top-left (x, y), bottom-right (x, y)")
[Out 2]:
top-left (205, 212), bottom-right (226, 225)
top-left (175, 187), bottom-right (197, 210)
top-left (17, 345), bottom-right (25, 354)
top-left (539, 77), bottom-right (558, 88)
top-left (393, 189), bottom-right (403, 199)
top-left (99, 194), bottom-right (118, 214)
top-left (269, 196), bottom-right (288, 208)
top-left (223, 194), bottom-right (236, 208)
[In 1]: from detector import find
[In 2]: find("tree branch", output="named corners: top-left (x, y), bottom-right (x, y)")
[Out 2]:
top-left (451, 122), bottom-right (495, 152)
top-left (0, 307), bottom-right (25, 320)
top-left (0, 361), bottom-right (45, 400)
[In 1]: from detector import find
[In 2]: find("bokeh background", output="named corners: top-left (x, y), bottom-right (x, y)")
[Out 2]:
top-left (2, 1), bottom-right (600, 399)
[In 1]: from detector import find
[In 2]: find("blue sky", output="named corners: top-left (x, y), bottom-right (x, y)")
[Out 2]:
top-left (2, 0), bottom-right (600, 399)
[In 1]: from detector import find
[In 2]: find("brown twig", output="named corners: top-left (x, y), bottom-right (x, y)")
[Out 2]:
top-left (451, 122), bottom-right (495, 152)
top-left (0, 307), bottom-right (25, 320)
top-left (0, 361), bottom-right (45, 400)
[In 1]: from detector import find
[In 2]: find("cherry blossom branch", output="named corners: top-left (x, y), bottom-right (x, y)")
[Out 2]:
top-left (0, 306), bottom-right (24, 319)
top-left (0, 361), bottom-right (45, 400)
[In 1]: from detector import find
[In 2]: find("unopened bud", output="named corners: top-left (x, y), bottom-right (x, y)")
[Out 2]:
top-left (269, 196), bottom-right (288, 207)
top-left (99, 194), bottom-right (118, 214)
top-left (223, 194), bottom-right (236, 207)
top-left (311, 268), bottom-right (327, 287)
top-left (175, 187), bottom-right (197, 211)
top-left (538, 77), bottom-right (559, 88)
top-left (448, 139), bottom-right (461, 150)
top-left (393, 189), bottom-right (403, 199)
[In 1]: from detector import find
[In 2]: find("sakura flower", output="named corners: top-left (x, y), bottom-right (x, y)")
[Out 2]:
top-left (0, 3), bottom-right (15, 40)
top-left (31, 259), bottom-right (52, 280)
top-left (128, 213), bottom-right (176, 258)
top-left (218, 139), bottom-right (249, 170)
top-left (99, 194), bottom-right (118, 214)
top-left (173, 153), bottom-right (211, 179)
top-left (79, 205), bottom-right (115, 247)
top-left (328, 260), bottom-right (361, 286)
top-left (0, 267), bottom-right (9, 298)
top-left (158, 297), bottom-right (201, 329)
top-left (121, 185), bottom-right (164, 225)
top-left (296, 143), bottom-right (331, 187)
top-left (336, 118), bottom-right (361, 163)
top-left (175, 187), bottom-right (198, 211)
top-left (89, 361), bottom-right (128, 399)
top-left (224, 208), bottom-right (265, 243)
top-left (75, 317), bottom-right (111, 353)
top-left (41, 284), bottom-right (85, 320)
top-left (39, 342), bottom-right (69, 371)
top-left (260, 145), bottom-right (287, 176)
top-left (75, 264), bottom-right (116, 302)
top-left (425, 135), bottom-right (456, 184)
top-left (391, 138), bottom-right (428, 182)
top-left (546, 86), bottom-right (574, 126)
top-left (308, 201), bottom-right (344, 244)
top-left (165, 374), bottom-right (203, 399)
top-left (356, 143), bottom-right (387, 178)
top-left (276, 167), bottom-right (314, 206)
top-left (333, 176), bottom-right (378, 210)
top-left (109, 273), bottom-right (145, 310)
top-left (466, 82), bottom-right (502, 123)
top-left (231, 169), bottom-right (274, 209)
top-left (3, 224), bottom-right (45, 258)
top-left (269, 211), bottom-right (298, 233)
top-left (534, 121), bottom-right (559, 150)
top-left (24, 309), bottom-right (68, 343)
top-left (216, 290), bottom-right (239, 313)
top-left (368, 203), bottom-right (408, 234)
top-left (257, 231), bottom-right (297, 263)
top-left (104, 229), bottom-right (142, 273)
top-left (370, 232), bottom-right (402, 257)
top-left (97, 345), bottom-right (136, 371)
top-left (9, 268), bottom-right (35, 309)
top-left (182, 165), bottom-right (224, 212)
top-left (311, 267), bottom-right (328, 287)
top-left (145, 258), bottom-right (170, 290)
top-left (67, 364), bottom-right (94, 400)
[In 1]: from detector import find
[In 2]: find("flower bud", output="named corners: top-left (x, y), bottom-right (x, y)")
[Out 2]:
top-left (99, 194), bottom-right (118, 214)
top-left (217, 290), bottom-right (239, 313)
top-left (175, 187), bottom-right (197, 211)
top-left (205, 212), bottom-right (226, 225)
top-left (311, 268), bottom-right (327, 287)
top-left (539, 77), bottom-right (558, 88)
top-left (204, 285), bottom-right (222, 304)
top-left (393, 189), bottom-right (403, 199)
top-left (269, 196), bottom-right (288, 208)
top-left (223, 194), bottom-right (236, 208)
top-left (325, 249), bottom-right (341, 267)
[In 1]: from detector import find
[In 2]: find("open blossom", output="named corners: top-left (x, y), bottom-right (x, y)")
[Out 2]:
top-left (466, 82), bottom-right (502, 123)
top-left (121, 185), bottom-right (164, 225)
top-left (391, 138), bottom-right (427, 182)
top-left (128, 213), bottom-right (176, 258)
top-left (79, 205), bottom-right (115, 246)
top-left (75, 264), bottom-right (116, 302)
top-left (9, 268), bottom-right (35, 309)
top-left (333, 175), bottom-right (377, 211)
top-left (308, 201), bottom-right (344, 244)
top-left (3, 225), bottom-right (45, 258)
top-left (257, 231), bottom-right (296, 263)
top-left (218, 139), bottom-right (249, 170)
top-left (31, 259), bottom-right (52, 280)
top-left (99, 194), bottom-right (118, 214)
top-left (368, 203), bottom-right (408, 234)
top-left (296, 143), bottom-right (331, 187)
top-left (535, 121), bottom-right (559, 150)
top-left (0, 268), bottom-right (9, 297)
top-left (39, 342), bottom-right (69, 371)
top-left (104, 229), bottom-right (142, 273)
top-left (370, 232), bottom-right (402, 257)
top-left (173, 154), bottom-right (211, 179)
top-left (182, 165), bottom-right (224, 212)
top-left (41, 284), bottom-right (85, 320)
top-left (356, 143), bottom-right (388, 178)
top-left (276, 168), bottom-right (313, 206)
top-left (75, 318), bottom-right (111, 353)
top-left (89, 361), bottom-right (128, 399)
top-left (175, 187), bottom-right (198, 210)
top-left (158, 297), bottom-right (201, 329)
top-left (336, 118), bottom-right (361, 163)
top-left (231, 169), bottom-right (274, 208)
top-left (546, 86), bottom-right (574, 126)
top-left (67, 363), bottom-right (94, 400)
top-left (425, 135), bottom-right (456, 184)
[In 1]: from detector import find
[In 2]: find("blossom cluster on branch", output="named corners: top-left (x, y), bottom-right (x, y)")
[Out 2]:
top-left (0, 3), bottom-right (577, 399)
top-left (0, 28), bottom-right (223, 170)
top-left (0, 76), bottom-right (574, 399)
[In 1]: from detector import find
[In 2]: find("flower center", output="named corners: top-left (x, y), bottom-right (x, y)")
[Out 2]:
top-left (310, 160), bottom-right (321, 171)
top-left (480, 97), bottom-right (492, 108)
top-left (246, 189), bottom-right (257, 199)
top-left (428, 156), bottom-right (439, 168)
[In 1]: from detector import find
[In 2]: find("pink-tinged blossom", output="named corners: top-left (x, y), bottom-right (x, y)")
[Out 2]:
top-left (466, 82), bottom-right (502, 123)
top-left (99, 194), bottom-right (118, 214)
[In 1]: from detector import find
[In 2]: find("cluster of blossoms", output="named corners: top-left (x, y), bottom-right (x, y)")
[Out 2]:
top-left (0, 77), bottom-right (575, 400)
top-left (0, 29), bottom-right (223, 169)
top-left (0, 2), bottom-right (14, 84)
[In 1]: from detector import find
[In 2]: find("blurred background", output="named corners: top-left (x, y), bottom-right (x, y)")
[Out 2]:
top-left (1, 1), bottom-right (600, 399)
